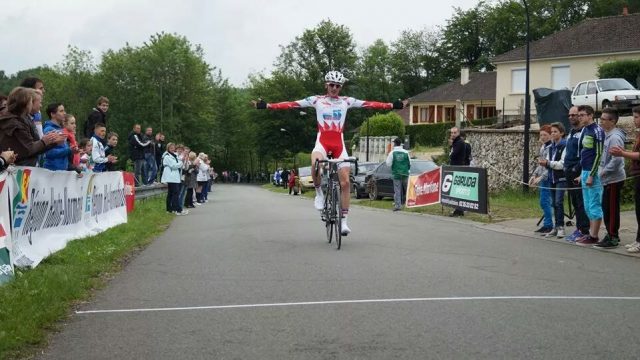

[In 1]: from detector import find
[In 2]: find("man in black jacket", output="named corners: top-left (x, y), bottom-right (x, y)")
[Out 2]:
top-left (449, 127), bottom-right (467, 216)
top-left (85, 96), bottom-right (109, 138)
top-left (128, 124), bottom-right (150, 186)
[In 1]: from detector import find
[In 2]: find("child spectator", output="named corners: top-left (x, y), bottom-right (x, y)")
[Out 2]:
top-left (530, 125), bottom-right (553, 234)
top-left (63, 114), bottom-right (80, 170)
top-left (105, 132), bottom-right (119, 171)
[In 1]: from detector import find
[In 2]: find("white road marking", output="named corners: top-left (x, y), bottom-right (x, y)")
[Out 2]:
top-left (76, 296), bottom-right (640, 315)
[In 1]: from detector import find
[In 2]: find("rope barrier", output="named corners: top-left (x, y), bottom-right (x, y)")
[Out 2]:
top-left (481, 161), bottom-right (636, 191)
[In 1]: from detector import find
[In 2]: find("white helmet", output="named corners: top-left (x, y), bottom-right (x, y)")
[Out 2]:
top-left (324, 71), bottom-right (347, 85)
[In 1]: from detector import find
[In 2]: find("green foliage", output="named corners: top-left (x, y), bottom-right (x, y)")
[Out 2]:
top-left (597, 59), bottom-right (640, 88)
top-left (0, 197), bottom-right (172, 359)
top-left (406, 122), bottom-right (455, 148)
top-left (359, 112), bottom-right (405, 137)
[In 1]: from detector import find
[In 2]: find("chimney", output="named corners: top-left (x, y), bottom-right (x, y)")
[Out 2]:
top-left (623, 6), bottom-right (629, 15)
top-left (461, 67), bottom-right (470, 86)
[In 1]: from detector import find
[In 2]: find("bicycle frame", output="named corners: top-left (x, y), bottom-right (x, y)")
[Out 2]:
top-left (315, 157), bottom-right (358, 250)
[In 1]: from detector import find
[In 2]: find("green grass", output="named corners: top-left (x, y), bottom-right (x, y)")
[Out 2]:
top-left (0, 197), bottom-right (173, 359)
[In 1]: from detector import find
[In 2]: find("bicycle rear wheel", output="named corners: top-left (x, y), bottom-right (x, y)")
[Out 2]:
top-left (332, 184), bottom-right (342, 250)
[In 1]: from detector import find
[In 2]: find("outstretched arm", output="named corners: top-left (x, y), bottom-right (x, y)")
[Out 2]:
top-left (347, 98), bottom-right (405, 110)
top-left (252, 96), bottom-right (316, 110)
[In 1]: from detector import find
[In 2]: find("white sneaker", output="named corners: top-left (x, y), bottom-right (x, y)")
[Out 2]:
top-left (314, 193), bottom-right (324, 211)
top-left (175, 210), bottom-right (188, 216)
top-left (341, 219), bottom-right (351, 236)
top-left (627, 243), bottom-right (640, 253)
top-left (544, 228), bottom-right (558, 238)
top-left (556, 227), bottom-right (565, 238)
top-left (625, 242), bottom-right (638, 249)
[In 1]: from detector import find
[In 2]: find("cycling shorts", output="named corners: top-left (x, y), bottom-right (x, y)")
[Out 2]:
top-left (312, 131), bottom-right (350, 169)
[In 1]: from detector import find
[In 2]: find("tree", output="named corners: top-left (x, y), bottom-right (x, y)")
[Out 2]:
top-left (389, 29), bottom-right (443, 97)
top-left (359, 112), bottom-right (405, 138)
top-left (439, 3), bottom-right (490, 72)
top-left (275, 20), bottom-right (358, 93)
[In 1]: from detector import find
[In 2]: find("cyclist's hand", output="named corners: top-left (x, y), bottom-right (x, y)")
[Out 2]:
top-left (252, 98), bottom-right (267, 109)
top-left (392, 99), bottom-right (404, 110)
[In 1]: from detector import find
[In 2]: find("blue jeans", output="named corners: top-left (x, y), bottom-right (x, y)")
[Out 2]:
top-left (144, 153), bottom-right (157, 184)
top-left (393, 177), bottom-right (408, 209)
top-left (539, 179), bottom-right (553, 228)
top-left (179, 183), bottom-right (187, 209)
top-left (551, 181), bottom-right (566, 228)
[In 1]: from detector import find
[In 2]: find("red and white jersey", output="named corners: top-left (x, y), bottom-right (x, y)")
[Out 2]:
top-left (267, 95), bottom-right (392, 134)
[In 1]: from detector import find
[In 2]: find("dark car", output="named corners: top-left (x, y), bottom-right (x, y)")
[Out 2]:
top-left (365, 160), bottom-right (438, 200)
top-left (350, 162), bottom-right (380, 198)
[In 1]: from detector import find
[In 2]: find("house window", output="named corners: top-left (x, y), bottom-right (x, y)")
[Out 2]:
top-left (477, 106), bottom-right (497, 119)
top-left (551, 65), bottom-right (570, 89)
top-left (511, 68), bottom-right (526, 93)
top-left (444, 106), bottom-right (456, 122)
top-left (420, 108), bottom-right (428, 123)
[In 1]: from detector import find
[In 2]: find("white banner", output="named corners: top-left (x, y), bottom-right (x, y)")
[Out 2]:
top-left (0, 171), bottom-right (13, 283)
top-left (8, 167), bottom-right (127, 268)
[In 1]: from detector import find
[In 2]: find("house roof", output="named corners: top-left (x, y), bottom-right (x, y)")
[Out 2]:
top-left (492, 13), bottom-right (640, 63)
top-left (409, 72), bottom-right (496, 103)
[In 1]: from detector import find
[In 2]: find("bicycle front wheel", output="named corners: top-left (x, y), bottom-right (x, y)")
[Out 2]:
top-left (333, 184), bottom-right (342, 250)
top-left (325, 189), bottom-right (333, 244)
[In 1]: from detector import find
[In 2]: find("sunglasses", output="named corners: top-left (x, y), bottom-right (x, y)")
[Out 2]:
top-left (328, 83), bottom-right (342, 89)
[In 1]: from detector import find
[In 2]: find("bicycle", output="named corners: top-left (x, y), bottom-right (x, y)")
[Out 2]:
top-left (315, 156), bottom-right (357, 250)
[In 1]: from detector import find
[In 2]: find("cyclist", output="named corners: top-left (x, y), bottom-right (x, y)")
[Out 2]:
top-left (253, 70), bottom-right (404, 235)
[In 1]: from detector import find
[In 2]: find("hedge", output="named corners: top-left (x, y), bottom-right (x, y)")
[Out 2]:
top-left (406, 123), bottom-right (454, 147)
top-left (359, 112), bottom-right (405, 137)
top-left (597, 59), bottom-right (640, 88)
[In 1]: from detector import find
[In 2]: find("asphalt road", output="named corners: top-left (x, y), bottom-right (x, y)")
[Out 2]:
top-left (39, 184), bottom-right (640, 359)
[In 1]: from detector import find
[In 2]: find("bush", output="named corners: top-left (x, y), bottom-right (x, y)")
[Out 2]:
top-left (597, 60), bottom-right (640, 88)
top-left (406, 122), bottom-right (455, 148)
top-left (359, 113), bottom-right (405, 137)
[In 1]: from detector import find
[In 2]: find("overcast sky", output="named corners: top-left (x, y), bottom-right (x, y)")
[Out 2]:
top-left (1, 0), bottom-right (480, 86)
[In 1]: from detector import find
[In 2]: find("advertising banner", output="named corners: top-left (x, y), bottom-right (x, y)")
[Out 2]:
top-left (0, 172), bottom-right (13, 284)
top-left (440, 166), bottom-right (489, 214)
top-left (406, 167), bottom-right (441, 208)
top-left (9, 168), bottom-right (127, 268)
top-left (123, 172), bottom-right (135, 213)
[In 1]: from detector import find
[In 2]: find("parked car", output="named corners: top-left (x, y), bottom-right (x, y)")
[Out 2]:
top-left (350, 162), bottom-right (380, 198)
top-left (571, 78), bottom-right (640, 113)
top-left (298, 166), bottom-right (314, 190)
top-left (365, 160), bottom-right (438, 200)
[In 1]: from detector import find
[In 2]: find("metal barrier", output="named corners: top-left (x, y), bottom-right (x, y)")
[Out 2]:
top-left (134, 183), bottom-right (167, 200)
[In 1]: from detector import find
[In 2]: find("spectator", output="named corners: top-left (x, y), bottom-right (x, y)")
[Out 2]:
top-left (43, 102), bottom-right (75, 171)
top-left (196, 153), bottom-right (210, 203)
top-left (91, 123), bottom-right (116, 173)
top-left (288, 168), bottom-right (298, 195)
top-left (281, 168), bottom-right (290, 189)
top-left (20, 77), bottom-right (45, 139)
top-left (539, 122), bottom-right (567, 238)
top-left (0, 94), bottom-right (7, 112)
top-left (104, 132), bottom-right (119, 171)
top-left (530, 125), bottom-right (553, 233)
top-left (184, 152), bottom-right (198, 209)
top-left (460, 131), bottom-right (472, 166)
top-left (178, 145), bottom-right (190, 207)
top-left (78, 138), bottom-right (93, 172)
top-left (0, 87), bottom-right (64, 166)
top-left (128, 124), bottom-right (150, 186)
top-left (448, 127), bottom-right (466, 216)
top-left (595, 108), bottom-right (626, 249)
top-left (609, 105), bottom-right (640, 253)
top-left (575, 105), bottom-right (605, 246)
top-left (0, 150), bottom-right (16, 171)
top-left (84, 96), bottom-right (109, 138)
top-left (161, 143), bottom-right (187, 215)
top-left (143, 127), bottom-right (157, 184)
top-left (62, 114), bottom-right (81, 171)
top-left (563, 106), bottom-right (590, 242)
top-left (154, 132), bottom-right (165, 180)
top-left (386, 137), bottom-right (411, 212)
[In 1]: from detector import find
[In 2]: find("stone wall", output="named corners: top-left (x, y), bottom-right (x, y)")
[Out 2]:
top-left (465, 129), bottom-right (540, 191)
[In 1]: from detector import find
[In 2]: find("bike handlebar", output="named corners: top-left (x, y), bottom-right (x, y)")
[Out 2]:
top-left (315, 157), bottom-right (358, 164)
